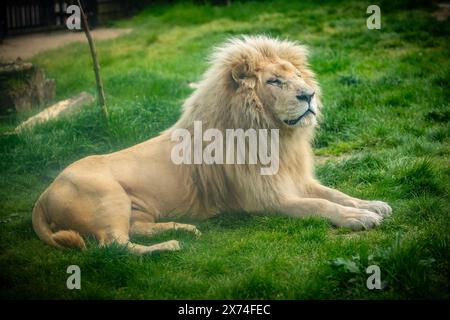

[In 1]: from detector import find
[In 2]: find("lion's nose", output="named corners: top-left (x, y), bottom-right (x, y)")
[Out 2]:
top-left (296, 92), bottom-right (315, 103)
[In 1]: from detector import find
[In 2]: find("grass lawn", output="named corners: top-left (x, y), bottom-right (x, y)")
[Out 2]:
top-left (0, 0), bottom-right (449, 299)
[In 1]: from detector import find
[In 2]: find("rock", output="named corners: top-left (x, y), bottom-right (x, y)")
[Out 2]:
top-left (0, 59), bottom-right (56, 114)
top-left (15, 92), bottom-right (95, 132)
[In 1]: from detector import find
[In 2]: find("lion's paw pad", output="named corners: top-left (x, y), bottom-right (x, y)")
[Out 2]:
top-left (342, 211), bottom-right (383, 231)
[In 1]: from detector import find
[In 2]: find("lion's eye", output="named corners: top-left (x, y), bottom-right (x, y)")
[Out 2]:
top-left (267, 78), bottom-right (282, 86)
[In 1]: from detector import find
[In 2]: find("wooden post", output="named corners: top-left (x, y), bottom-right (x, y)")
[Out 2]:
top-left (77, 0), bottom-right (108, 120)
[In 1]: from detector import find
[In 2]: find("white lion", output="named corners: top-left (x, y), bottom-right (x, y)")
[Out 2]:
top-left (32, 36), bottom-right (392, 254)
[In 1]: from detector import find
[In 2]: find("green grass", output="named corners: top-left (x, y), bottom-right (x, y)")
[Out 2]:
top-left (0, 0), bottom-right (449, 299)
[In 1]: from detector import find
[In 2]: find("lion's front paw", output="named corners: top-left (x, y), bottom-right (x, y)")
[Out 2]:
top-left (338, 209), bottom-right (383, 231)
top-left (358, 200), bottom-right (392, 217)
top-left (164, 240), bottom-right (181, 251)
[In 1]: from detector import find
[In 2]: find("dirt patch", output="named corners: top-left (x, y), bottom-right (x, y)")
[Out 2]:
top-left (0, 28), bottom-right (133, 61)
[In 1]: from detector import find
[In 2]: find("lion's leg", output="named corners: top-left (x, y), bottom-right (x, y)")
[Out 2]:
top-left (100, 229), bottom-right (181, 255)
top-left (130, 221), bottom-right (201, 237)
top-left (127, 240), bottom-right (181, 255)
top-left (307, 182), bottom-right (392, 217)
top-left (60, 183), bottom-right (181, 256)
top-left (90, 209), bottom-right (180, 255)
top-left (278, 197), bottom-right (383, 231)
top-left (96, 211), bottom-right (183, 255)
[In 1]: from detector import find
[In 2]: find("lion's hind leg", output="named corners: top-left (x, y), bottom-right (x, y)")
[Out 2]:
top-left (100, 230), bottom-right (181, 255)
top-left (114, 221), bottom-right (201, 255)
top-left (130, 221), bottom-right (202, 237)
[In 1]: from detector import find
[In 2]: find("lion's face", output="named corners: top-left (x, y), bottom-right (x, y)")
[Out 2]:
top-left (257, 60), bottom-right (318, 128)
top-left (195, 36), bottom-right (321, 131)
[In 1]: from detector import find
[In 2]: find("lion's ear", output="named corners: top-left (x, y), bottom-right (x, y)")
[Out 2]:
top-left (230, 58), bottom-right (262, 109)
top-left (231, 59), bottom-right (256, 88)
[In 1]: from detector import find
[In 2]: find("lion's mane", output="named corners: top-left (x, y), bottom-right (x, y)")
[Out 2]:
top-left (164, 36), bottom-right (322, 218)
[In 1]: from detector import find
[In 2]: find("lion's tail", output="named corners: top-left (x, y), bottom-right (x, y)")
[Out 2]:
top-left (32, 199), bottom-right (86, 250)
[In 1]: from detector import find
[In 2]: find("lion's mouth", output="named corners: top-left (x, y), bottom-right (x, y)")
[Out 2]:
top-left (283, 108), bottom-right (316, 126)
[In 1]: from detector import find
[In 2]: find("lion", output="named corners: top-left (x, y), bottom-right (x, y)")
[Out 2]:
top-left (32, 36), bottom-right (392, 255)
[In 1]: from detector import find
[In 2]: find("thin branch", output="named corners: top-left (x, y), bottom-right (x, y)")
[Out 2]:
top-left (77, 0), bottom-right (108, 120)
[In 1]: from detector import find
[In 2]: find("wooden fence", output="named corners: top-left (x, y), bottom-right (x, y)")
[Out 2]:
top-left (0, 0), bottom-right (142, 38)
